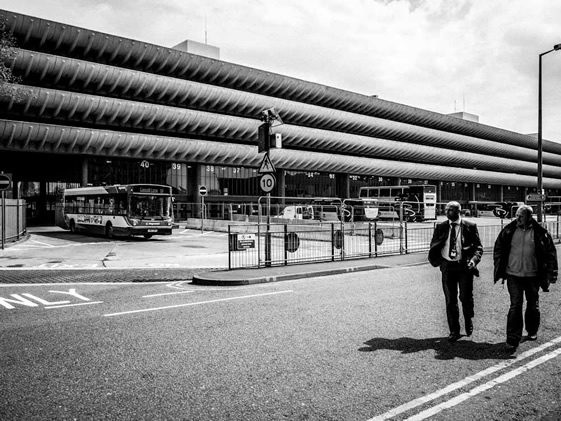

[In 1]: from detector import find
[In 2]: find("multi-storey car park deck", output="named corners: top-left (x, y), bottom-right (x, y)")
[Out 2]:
top-left (0, 9), bottom-right (559, 224)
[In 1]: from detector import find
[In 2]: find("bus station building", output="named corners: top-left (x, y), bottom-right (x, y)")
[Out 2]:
top-left (1, 9), bottom-right (560, 224)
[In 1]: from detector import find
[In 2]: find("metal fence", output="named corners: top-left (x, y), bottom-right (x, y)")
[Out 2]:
top-left (1, 199), bottom-right (26, 249)
top-left (228, 218), bottom-right (561, 270)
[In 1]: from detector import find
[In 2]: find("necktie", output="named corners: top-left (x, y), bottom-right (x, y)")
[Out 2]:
top-left (449, 223), bottom-right (457, 259)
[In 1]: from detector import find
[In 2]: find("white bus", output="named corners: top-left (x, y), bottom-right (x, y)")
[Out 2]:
top-left (61, 184), bottom-right (173, 238)
top-left (358, 184), bottom-right (437, 221)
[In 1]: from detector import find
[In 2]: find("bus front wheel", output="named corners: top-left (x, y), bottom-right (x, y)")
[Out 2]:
top-left (105, 223), bottom-right (114, 239)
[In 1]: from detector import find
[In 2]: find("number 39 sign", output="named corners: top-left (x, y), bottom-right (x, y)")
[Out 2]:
top-left (259, 174), bottom-right (276, 193)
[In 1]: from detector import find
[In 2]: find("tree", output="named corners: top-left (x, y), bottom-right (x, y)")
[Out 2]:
top-left (0, 18), bottom-right (20, 95)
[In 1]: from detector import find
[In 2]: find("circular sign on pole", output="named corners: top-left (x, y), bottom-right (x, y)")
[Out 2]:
top-left (199, 185), bottom-right (207, 196)
top-left (374, 228), bottom-right (384, 246)
top-left (259, 174), bottom-right (276, 193)
top-left (334, 229), bottom-right (344, 250)
top-left (285, 232), bottom-right (300, 253)
top-left (0, 174), bottom-right (11, 191)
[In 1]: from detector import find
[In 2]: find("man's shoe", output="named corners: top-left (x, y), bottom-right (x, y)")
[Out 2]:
top-left (527, 334), bottom-right (538, 341)
top-left (465, 319), bottom-right (473, 337)
top-left (504, 343), bottom-right (517, 353)
top-left (448, 333), bottom-right (461, 342)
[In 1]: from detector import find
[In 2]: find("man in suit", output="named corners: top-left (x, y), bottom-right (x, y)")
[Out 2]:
top-left (429, 201), bottom-right (483, 342)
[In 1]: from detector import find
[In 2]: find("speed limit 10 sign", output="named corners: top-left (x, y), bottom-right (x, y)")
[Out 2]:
top-left (259, 174), bottom-right (276, 193)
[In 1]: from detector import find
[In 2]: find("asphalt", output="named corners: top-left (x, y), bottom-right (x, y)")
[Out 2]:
top-left (0, 226), bottom-right (431, 285)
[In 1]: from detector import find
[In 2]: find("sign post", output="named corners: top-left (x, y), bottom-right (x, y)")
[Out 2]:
top-left (257, 108), bottom-right (283, 267)
top-left (527, 193), bottom-right (546, 222)
top-left (0, 174), bottom-right (12, 250)
top-left (258, 130), bottom-right (276, 267)
top-left (199, 185), bottom-right (207, 233)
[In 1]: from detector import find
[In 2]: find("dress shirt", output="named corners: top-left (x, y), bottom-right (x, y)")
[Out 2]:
top-left (441, 217), bottom-right (462, 262)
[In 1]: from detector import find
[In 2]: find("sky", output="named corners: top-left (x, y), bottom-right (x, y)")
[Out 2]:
top-left (4, 0), bottom-right (561, 141)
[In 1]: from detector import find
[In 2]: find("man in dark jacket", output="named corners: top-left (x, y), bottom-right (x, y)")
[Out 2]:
top-left (429, 201), bottom-right (483, 342)
top-left (493, 204), bottom-right (558, 352)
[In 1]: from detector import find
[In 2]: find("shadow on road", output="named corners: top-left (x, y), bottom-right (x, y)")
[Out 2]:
top-left (359, 337), bottom-right (515, 360)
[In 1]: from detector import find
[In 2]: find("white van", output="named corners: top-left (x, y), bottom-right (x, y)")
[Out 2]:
top-left (279, 205), bottom-right (314, 220)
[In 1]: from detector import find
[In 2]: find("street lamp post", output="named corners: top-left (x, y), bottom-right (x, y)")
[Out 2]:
top-left (537, 43), bottom-right (561, 223)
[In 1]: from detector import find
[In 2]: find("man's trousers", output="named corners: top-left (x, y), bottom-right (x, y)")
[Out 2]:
top-left (441, 260), bottom-right (474, 335)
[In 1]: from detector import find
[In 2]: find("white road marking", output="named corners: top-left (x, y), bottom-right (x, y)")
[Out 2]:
top-left (29, 240), bottom-right (56, 247)
top-left (21, 293), bottom-right (70, 306)
top-left (0, 282), bottom-right (174, 286)
top-left (406, 346), bottom-right (561, 420)
top-left (143, 291), bottom-right (196, 298)
top-left (48, 288), bottom-right (91, 301)
top-left (179, 230), bottom-right (226, 237)
top-left (369, 335), bottom-right (561, 421)
top-left (8, 241), bottom-right (102, 250)
top-left (104, 290), bottom-right (294, 317)
top-left (8, 245), bottom-right (47, 250)
top-left (44, 301), bottom-right (103, 309)
top-left (167, 281), bottom-right (189, 290)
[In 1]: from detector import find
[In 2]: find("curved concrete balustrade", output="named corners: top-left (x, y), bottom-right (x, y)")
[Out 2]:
top-left (1, 119), bottom-right (559, 188)
top-left (3, 84), bottom-right (559, 177)
top-left (2, 9), bottom-right (557, 153)
top-left (8, 50), bottom-right (560, 162)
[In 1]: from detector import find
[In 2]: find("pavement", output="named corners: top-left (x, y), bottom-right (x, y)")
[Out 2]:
top-left (0, 226), bottom-right (431, 285)
top-left (191, 253), bottom-right (429, 285)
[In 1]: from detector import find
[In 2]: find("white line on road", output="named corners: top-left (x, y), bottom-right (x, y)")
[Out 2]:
top-left (8, 241), bottom-right (103, 250)
top-left (179, 230), bottom-right (225, 236)
top-left (405, 346), bottom-right (561, 420)
top-left (28, 240), bottom-right (56, 247)
top-left (104, 290), bottom-right (294, 317)
top-left (143, 291), bottom-right (196, 298)
top-left (368, 335), bottom-right (561, 421)
top-left (167, 281), bottom-right (190, 290)
top-left (0, 282), bottom-right (170, 286)
top-left (45, 301), bottom-right (104, 309)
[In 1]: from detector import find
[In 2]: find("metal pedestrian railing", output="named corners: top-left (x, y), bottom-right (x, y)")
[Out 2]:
top-left (0, 199), bottom-right (26, 249)
top-left (228, 218), bottom-right (561, 270)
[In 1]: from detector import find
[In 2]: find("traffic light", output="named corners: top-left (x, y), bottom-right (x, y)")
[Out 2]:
top-left (258, 124), bottom-right (282, 153)
top-left (258, 123), bottom-right (269, 153)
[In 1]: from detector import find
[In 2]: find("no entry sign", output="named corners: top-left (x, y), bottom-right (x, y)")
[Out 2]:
top-left (0, 174), bottom-right (11, 191)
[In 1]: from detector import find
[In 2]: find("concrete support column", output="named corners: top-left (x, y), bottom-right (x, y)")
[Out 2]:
top-left (499, 185), bottom-right (504, 202)
top-left (275, 169), bottom-right (285, 200)
top-left (194, 164), bottom-right (205, 217)
top-left (39, 180), bottom-right (47, 224)
top-left (336, 173), bottom-right (350, 200)
top-left (81, 157), bottom-right (88, 187)
top-left (193, 164), bottom-right (204, 200)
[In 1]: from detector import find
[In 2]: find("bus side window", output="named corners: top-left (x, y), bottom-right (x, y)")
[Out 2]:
top-left (76, 197), bottom-right (85, 214)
